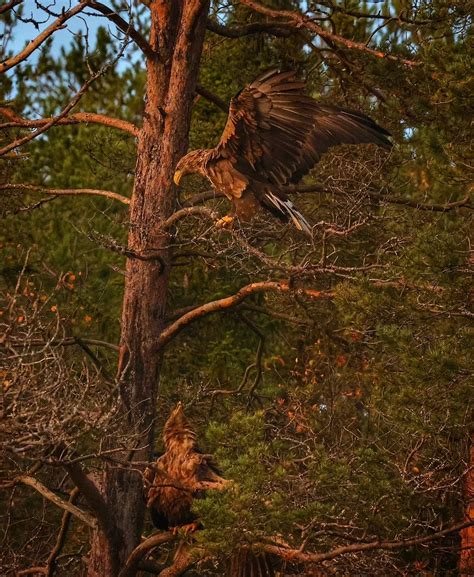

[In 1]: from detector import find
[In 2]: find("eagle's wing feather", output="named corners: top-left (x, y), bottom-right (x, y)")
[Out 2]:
top-left (214, 69), bottom-right (392, 188)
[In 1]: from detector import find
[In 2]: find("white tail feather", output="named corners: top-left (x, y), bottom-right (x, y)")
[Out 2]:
top-left (265, 191), bottom-right (312, 236)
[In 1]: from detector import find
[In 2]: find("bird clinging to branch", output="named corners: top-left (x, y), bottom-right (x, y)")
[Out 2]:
top-left (174, 69), bottom-right (392, 235)
top-left (144, 403), bottom-right (278, 576)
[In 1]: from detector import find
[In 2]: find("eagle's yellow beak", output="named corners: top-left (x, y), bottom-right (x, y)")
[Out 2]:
top-left (173, 170), bottom-right (182, 186)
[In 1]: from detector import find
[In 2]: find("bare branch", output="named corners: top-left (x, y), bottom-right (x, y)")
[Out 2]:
top-left (0, 69), bottom-right (105, 157)
top-left (207, 18), bottom-right (293, 38)
top-left (0, 109), bottom-right (139, 137)
top-left (162, 206), bottom-right (218, 229)
top-left (262, 519), bottom-right (474, 564)
top-left (44, 488), bottom-right (80, 577)
top-left (157, 281), bottom-right (334, 350)
top-left (0, 2), bottom-right (90, 73)
top-left (118, 532), bottom-right (175, 577)
top-left (1, 183), bottom-right (130, 205)
top-left (239, 0), bottom-right (420, 67)
top-left (64, 462), bottom-right (112, 534)
top-left (86, 1), bottom-right (155, 59)
top-left (11, 475), bottom-right (96, 528)
top-left (195, 84), bottom-right (228, 112)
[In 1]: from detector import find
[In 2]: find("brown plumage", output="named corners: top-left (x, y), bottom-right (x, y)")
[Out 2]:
top-left (174, 69), bottom-right (392, 235)
top-left (144, 403), bottom-right (276, 577)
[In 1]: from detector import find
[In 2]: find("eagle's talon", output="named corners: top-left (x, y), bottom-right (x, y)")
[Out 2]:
top-left (215, 215), bottom-right (235, 229)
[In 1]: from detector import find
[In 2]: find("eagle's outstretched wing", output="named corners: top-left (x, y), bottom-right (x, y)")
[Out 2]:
top-left (214, 69), bottom-right (392, 186)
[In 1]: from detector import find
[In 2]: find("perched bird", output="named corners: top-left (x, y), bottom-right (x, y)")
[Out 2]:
top-left (144, 403), bottom-right (277, 576)
top-left (174, 69), bottom-right (392, 235)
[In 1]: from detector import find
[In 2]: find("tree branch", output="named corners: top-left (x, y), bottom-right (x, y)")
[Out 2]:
top-left (12, 475), bottom-right (96, 528)
top-left (239, 0), bottom-right (420, 67)
top-left (1, 183), bottom-right (130, 205)
top-left (44, 487), bottom-right (80, 576)
top-left (195, 84), bottom-right (228, 112)
top-left (0, 69), bottom-right (105, 157)
top-left (207, 18), bottom-right (293, 38)
top-left (86, 0), bottom-right (155, 59)
top-left (0, 109), bottom-right (139, 137)
top-left (262, 520), bottom-right (474, 564)
top-left (0, 1), bottom-right (90, 73)
top-left (0, 0), bottom-right (23, 15)
top-left (63, 461), bottom-right (111, 534)
top-left (157, 281), bottom-right (333, 350)
top-left (118, 532), bottom-right (175, 577)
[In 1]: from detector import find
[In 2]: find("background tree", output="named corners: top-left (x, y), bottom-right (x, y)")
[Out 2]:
top-left (0, 1), bottom-right (472, 576)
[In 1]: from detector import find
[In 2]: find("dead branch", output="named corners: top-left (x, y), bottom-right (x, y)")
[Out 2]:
top-left (0, 183), bottom-right (130, 205)
top-left (207, 18), bottom-right (293, 38)
top-left (162, 206), bottom-right (218, 229)
top-left (64, 461), bottom-right (114, 535)
top-left (157, 281), bottom-right (334, 350)
top-left (0, 2), bottom-right (90, 73)
top-left (294, 184), bottom-right (472, 212)
top-left (10, 475), bottom-right (96, 528)
top-left (7, 336), bottom-right (120, 352)
top-left (86, 1), bottom-right (155, 59)
top-left (0, 110), bottom-right (139, 137)
top-left (0, 69), bottom-right (105, 157)
top-left (118, 532), bottom-right (175, 577)
top-left (262, 519), bottom-right (474, 564)
top-left (195, 84), bottom-right (228, 112)
top-left (44, 487), bottom-right (80, 577)
top-left (239, 0), bottom-right (420, 67)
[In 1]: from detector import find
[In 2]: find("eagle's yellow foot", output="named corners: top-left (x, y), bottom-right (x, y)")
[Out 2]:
top-left (174, 522), bottom-right (200, 536)
top-left (215, 215), bottom-right (235, 229)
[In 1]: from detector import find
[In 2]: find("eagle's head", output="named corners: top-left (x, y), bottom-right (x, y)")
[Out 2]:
top-left (173, 150), bottom-right (209, 185)
top-left (163, 402), bottom-right (196, 451)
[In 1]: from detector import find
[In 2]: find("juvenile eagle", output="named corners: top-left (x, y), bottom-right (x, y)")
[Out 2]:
top-left (174, 69), bottom-right (392, 235)
top-left (145, 403), bottom-right (276, 577)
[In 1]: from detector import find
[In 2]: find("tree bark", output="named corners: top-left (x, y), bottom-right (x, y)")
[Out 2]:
top-left (86, 2), bottom-right (210, 576)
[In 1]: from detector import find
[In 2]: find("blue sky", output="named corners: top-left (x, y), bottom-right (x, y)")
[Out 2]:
top-left (5, 0), bottom-right (103, 55)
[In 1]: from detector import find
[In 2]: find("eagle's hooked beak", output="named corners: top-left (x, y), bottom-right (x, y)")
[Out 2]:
top-left (173, 170), bottom-right (182, 186)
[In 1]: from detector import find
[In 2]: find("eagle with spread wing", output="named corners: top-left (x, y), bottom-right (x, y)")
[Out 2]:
top-left (174, 69), bottom-right (392, 235)
top-left (145, 403), bottom-right (277, 576)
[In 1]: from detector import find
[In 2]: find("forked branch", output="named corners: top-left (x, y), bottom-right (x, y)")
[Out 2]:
top-left (157, 281), bottom-right (334, 349)
top-left (10, 475), bottom-right (96, 528)
top-left (240, 0), bottom-right (420, 66)
top-left (0, 2), bottom-right (90, 73)
top-left (262, 519), bottom-right (474, 563)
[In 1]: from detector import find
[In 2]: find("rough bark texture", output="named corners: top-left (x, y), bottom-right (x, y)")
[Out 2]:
top-left (86, 2), bottom-right (210, 575)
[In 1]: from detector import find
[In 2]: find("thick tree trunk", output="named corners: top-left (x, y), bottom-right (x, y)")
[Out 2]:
top-left (460, 433), bottom-right (474, 576)
top-left (86, 2), bottom-right (210, 576)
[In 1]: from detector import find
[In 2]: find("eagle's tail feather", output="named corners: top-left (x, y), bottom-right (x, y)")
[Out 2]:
top-left (263, 189), bottom-right (312, 236)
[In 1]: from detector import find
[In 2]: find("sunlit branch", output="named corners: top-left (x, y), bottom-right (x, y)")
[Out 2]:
top-left (10, 475), bottom-right (96, 528)
top-left (0, 70), bottom-right (105, 157)
top-left (157, 281), bottom-right (334, 349)
top-left (262, 519), bottom-right (474, 564)
top-left (0, 109), bottom-right (139, 137)
top-left (0, 183), bottom-right (130, 205)
top-left (0, 0), bottom-right (23, 15)
top-left (0, 2), bottom-right (90, 73)
top-left (239, 0), bottom-right (420, 67)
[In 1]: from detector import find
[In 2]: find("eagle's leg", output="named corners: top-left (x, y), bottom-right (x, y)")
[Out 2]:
top-left (172, 522), bottom-right (200, 536)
